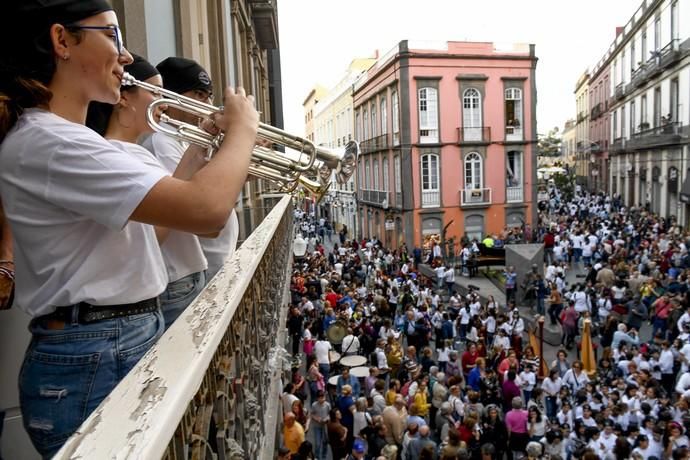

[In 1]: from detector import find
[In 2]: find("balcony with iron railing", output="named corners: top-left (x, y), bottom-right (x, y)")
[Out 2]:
top-left (422, 190), bottom-right (440, 208)
top-left (590, 103), bottom-right (603, 120)
top-left (53, 196), bottom-right (295, 460)
top-left (359, 133), bottom-right (390, 154)
top-left (627, 121), bottom-right (684, 151)
top-left (659, 39), bottom-right (683, 70)
top-left (506, 186), bottom-right (523, 203)
top-left (614, 83), bottom-right (626, 100)
top-left (610, 137), bottom-right (626, 154)
top-left (456, 126), bottom-right (491, 144)
top-left (460, 188), bottom-right (492, 207)
top-left (358, 189), bottom-right (390, 207)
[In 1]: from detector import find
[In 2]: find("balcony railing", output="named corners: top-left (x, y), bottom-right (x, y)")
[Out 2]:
top-left (627, 122), bottom-right (683, 150)
top-left (360, 133), bottom-right (389, 154)
top-left (55, 196), bottom-right (294, 460)
top-left (631, 64), bottom-right (648, 89)
top-left (422, 190), bottom-right (440, 207)
top-left (614, 83), bottom-right (626, 100)
top-left (660, 39), bottom-right (682, 69)
top-left (460, 187), bottom-right (492, 206)
top-left (359, 189), bottom-right (390, 207)
top-left (590, 103), bottom-right (603, 120)
top-left (610, 137), bottom-right (626, 154)
top-left (457, 126), bottom-right (491, 144)
top-left (506, 186), bottom-right (523, 203)
top-left (505, 126), bottom-right (523, 141)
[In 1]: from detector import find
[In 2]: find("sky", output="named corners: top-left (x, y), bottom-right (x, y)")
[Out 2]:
top-left (276, 0), bottom-right (641, 136)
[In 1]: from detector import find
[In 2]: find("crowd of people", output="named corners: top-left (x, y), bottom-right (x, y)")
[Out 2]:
top-left (279, 187), bottom-right (690, 460)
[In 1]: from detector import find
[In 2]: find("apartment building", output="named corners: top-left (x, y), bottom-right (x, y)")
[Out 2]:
top-left (588, 61), bottom-right (612, 192)
top-left (605, 0), bottom-right (690, 222)
top-left (352, 40), bottom-right (538, 251)
top-left (574, 71), bottom-right (591, 187)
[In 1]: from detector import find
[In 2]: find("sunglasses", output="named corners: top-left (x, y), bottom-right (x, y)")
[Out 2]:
top-left (67, 24), bottom-right (124, 55)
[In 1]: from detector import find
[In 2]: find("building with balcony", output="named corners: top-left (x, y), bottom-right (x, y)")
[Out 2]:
top-left (352, 40), bottom-right (538, 252)
top-left (305, 58), bottom-right (377, 236)
top-left (0, 1), bottom-right (285, 458)
top-left (562, 119), bottom-right (577, 167)
top-left (574, 71), bottom-right (591, 186)
top-left (600, 0), bottom-right (690, 223)
top-left (589, 57), bottom-right (612, 192)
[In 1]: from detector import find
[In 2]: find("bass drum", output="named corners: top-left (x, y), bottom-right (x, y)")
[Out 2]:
top-left (326, 318), bottom-right (348, 345)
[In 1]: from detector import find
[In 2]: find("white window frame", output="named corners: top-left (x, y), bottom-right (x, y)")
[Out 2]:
top-left (363, 108), bottom-right (369, 141)
top-left (382, 157), bottom-right (389, 192)
top-left (421, 153), bottom-right (440, 207)
top-left (380, 98), bottom-right (387, 136)
top-left (462, 88), bottom-right (482, 141)
top-left (373, 159), bottom-right (380, 190)
top-left (370, 102), bottom-right (377, 138)
top-left (464, 152), bottom-right (483, 190)
top-left (505, 88), bottom-right (523, 140)
top-left (365, 159), bottom-right (371, 190)
top-left (394, 155), bottom-right (402, 198)
top-left (392, 90), bottom-right (400, 145)
top-left (418, 87), bottom-right (439, 143)
top-left (506, 151), bottom-right (523, 187)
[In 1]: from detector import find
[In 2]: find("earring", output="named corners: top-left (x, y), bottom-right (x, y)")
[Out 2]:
top-left (62, 54), bottom-right (70, 60)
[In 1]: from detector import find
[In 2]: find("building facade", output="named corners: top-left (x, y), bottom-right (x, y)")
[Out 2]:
top-left (352, 40), bottom-right (538, 252)
top-left (588, 60), bottom-right (612, 192)
top-left (305, 59), bottom-right (377, 236)
top-left (602, 0), bottom-right (690, 223)
top-left (574, 71), bottom-right (591, 187)
top-left (562, 119), bottom-right (577, 167)
top-left (0, 1), bottom-right (284, 458)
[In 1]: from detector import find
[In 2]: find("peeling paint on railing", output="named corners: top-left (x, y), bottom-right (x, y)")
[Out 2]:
top-left (54, 196), bottom-right (293, 460)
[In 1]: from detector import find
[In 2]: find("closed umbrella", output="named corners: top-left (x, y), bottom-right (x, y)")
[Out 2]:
top-left (581, 319), bottom-right (596, 377)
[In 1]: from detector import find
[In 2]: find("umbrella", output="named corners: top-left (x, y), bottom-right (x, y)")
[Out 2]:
top-left (581, 319), bottom-right (597, 377)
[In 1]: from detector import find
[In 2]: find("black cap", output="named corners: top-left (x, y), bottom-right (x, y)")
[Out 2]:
top-left (126, 54), bottom-right (159, 83)
top-left (156, 57), bottom-right (212, 95)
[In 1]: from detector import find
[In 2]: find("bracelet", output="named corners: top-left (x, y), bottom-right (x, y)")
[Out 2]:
top-left (0, 260), bottom-right (13, 266)
top-left (0, 266), bottom-right (14, 281)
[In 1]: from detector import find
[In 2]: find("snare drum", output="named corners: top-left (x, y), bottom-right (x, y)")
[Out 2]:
top-left (349, 366), bottom-right (370, 378)
top-left (329, 350), bottom-right (341, 364)
top-left (339, 355), bottom-right (367, 367)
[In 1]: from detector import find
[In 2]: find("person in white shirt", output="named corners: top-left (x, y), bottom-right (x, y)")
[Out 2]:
top-left (541, 369), bottom-right (562, 419)
top-left (341, 329), bottom-right (360, 356)
top-left (0, 7), bottom-right (258, 456)
top-left (443, 266), bottom-right (455, 296)
top-left (562, 361), bottom-right (590, 392)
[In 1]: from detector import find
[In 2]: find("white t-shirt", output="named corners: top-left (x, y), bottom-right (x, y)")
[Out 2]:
top-left (140, 132), bottom-right (208, 282)
top-left (314, 340), bottom-right (332, 365)
top-left (0, 110), bottom-right (168, 316)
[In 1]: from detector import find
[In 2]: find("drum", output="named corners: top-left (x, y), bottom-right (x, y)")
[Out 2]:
top-left (340, 355), bottom-right (367, 367)
top-left (349, 366), bottom-right (370, 378)
top-left (326, 318), bottom-right (348, 345)
top-left (328, 350), bottom-right (341, 364)
top-left (328, 375), bottom-right (339, 386)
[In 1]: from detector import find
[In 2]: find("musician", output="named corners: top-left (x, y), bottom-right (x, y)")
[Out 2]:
top-left (0, 1), bottom-right (257, 456)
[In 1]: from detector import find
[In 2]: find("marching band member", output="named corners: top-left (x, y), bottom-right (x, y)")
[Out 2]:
top-left (0, 1), bottom-right (258, 456)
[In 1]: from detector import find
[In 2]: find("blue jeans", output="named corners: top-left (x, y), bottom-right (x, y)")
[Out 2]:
top-left (19, 310), bottom-right (164, 458)
top-left (312, 423), bottom-right (328, 460)
top-left (159, 271), bottom-right (206, 330)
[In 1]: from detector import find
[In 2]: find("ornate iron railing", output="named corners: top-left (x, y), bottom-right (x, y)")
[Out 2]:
top-left (55, 196), bottom-right (294, 460)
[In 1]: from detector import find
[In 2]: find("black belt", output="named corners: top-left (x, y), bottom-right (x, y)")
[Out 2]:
top-left (40, 298), bottom-right (160, 324)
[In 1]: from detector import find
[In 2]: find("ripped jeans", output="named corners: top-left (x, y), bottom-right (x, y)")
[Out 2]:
top-left (19, 310), bottom-right (164, 458)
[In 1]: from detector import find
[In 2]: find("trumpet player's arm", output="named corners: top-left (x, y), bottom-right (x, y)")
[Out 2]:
top-left (130, 87), bottom-right (258, 234)
top-left (0, 198), bottom-right (14, 308)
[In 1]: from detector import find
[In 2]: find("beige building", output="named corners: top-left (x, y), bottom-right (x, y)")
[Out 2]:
top-left (574, 71), bottom-right (591, 185)
top-left (305, 58), bottom-right (377, 235)
top-left (561, 119), bottom-right (577, 167)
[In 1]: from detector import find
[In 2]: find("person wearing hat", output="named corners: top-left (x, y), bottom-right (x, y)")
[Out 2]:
top-left (0, 1), bottom-right (258, 455)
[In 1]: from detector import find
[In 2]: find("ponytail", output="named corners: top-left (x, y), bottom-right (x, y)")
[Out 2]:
top-left (0, 77), bottom-right (53, 143)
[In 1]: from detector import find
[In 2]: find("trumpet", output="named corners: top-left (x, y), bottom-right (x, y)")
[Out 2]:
top-left (121, 73), bottom-right (358, 201)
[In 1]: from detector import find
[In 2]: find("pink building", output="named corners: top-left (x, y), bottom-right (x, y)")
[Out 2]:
top-left (588, 64), bottom-right (611, 193)
top-left (353, 40), bottom-right (538, 251)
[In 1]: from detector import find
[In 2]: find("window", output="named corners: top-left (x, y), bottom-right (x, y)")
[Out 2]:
top-left (371, 102), bottom-right (377, 138)
top-left (464, 152), bottom-right (483, 190)
top-left (621, 49), bottom-right (626, 83)
top-left (363, 108), bottom-right (369, 141)
top-left (630, 100), bottom-right (636, 134)
top-left (670, 78), bottom-right (679, 123)
top-left (631, 39), bottom-right (636, 71)
top-left (421, 153), bottom-right (440, 206)
top-left (641, 94), bottom-right (647, 124)
top-left (418, 87), bottom-right (439, 143)
top-left (654, 16), bottom-right (661, 51)
top-left (382, 157), bottom-right (389, 192)
top-left (613, 59), bottom-right (618, 85)
top-left (641, 31), bottom-right (647, 63)
top-left (613, 110), bottom-right (618, 139)
top-left (365, 159), bottom-right (371, 189)
top-left (672, 1), bottom-right (678, 41)
top-left (373, 159), bottom-right (380, 190)
top-left (355, 111), bottom-right (360, 140)
top-left (506, 151), bottom-right (522, 187)
top-left (462, 88), bottom-right (482, 141)
top-left (358, 158), bottom-right (364, 190)
top-left (392, 90), bottom-right (400, 145)
top-left (380, 98), bottom-right (387, 136)
top-left (505, 88), bottom-right (523, 140)
top-left (654, 87), bottom-right (661, 127)
top-left (394, 155), bottom-right (402, 199)
top-left (621, 106), bottom-right (627, 138)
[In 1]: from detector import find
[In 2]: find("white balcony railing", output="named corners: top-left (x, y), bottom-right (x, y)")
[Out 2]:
top-left (506, 186), bottom-right (524, 202)
top-left (55, 196), bottom-right (294, 460)
top-left (461, 188), bottom-right (492, 206)
top-left (506, 126), bottom-right (523, 141)
top-left (422, 189), bottom-right (440, 207)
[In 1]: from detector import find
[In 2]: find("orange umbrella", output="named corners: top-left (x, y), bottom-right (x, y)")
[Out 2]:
top-left (581, 319), bottom-right (597, 377)
top-left (528, 323), bottom-right (548, 378)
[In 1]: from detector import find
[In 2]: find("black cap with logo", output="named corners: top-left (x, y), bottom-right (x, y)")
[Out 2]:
top-left (156, 57), bottom-right (213, 96)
